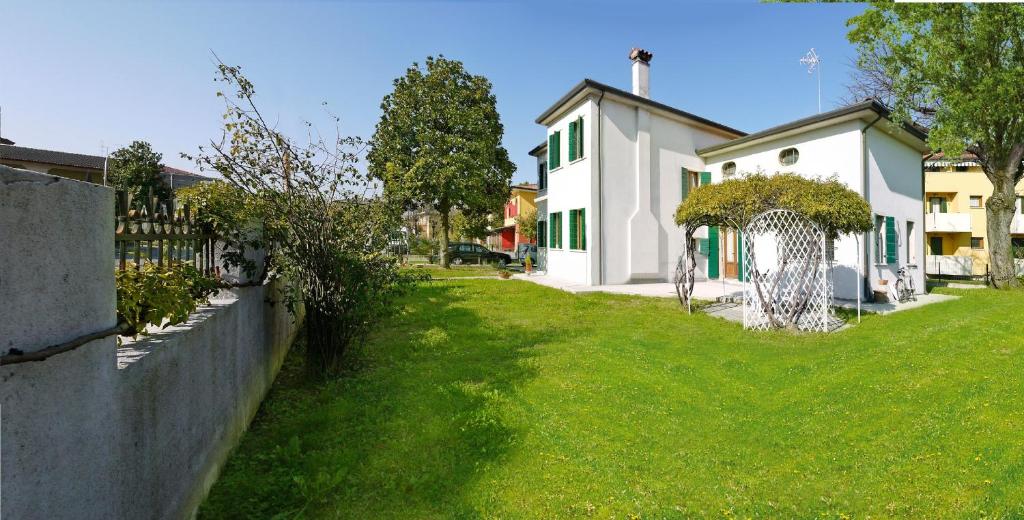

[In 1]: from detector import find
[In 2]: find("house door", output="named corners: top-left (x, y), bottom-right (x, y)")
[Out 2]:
top-left (929, 236), bottom-right (943, 255)
top-left (724, 228), bottom-right (739, 278)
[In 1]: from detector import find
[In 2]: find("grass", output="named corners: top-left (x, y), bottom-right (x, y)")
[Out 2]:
top-left (402, 264), bottom-right (504, 278)
top-left (200, 279), bottom-right (1024, 518)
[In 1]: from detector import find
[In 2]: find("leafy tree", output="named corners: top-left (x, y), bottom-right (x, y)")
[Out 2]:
top-left (847, 3), bottom-right (1024, 288)
top-left (368, 56), bottom-right (515, 267)
top-left (674, 174), bottom-right (872, 321)
top-left (188, 61), bottom-right (416, 377)
top-left (108, 140), bottom-right (170, 203)
top-left (450, 209), bottom-right (502, 242)
top-left (516, 208), bottom-right (538, 242)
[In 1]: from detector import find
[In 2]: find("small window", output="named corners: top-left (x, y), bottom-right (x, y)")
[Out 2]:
top-left (537, 220), bottom-right (547, 247)
top-left (779, 148), bottom-right (799, 166)
top-left (971, 237), bottom-right (984, 250)
top-left (568, 117), bottom-right (585, 162)
top-left (906, 221), bottom-right (916, 264)
top-left (548, 212), bottom-right (563, 249)
top-left (538, 161), bottom-right (547, 190)
top-left (970, 196), bottom-right (983, 208)
top-left (874, 215), bottom-right (885, 264)
top-left (568, 208), bottom-right (586, 250)
top-left (929, 196), bottom-right (946, 213)
top-left (722, 162), bottom-right (736, 178)
top-left (955, 165), bottom-right (970, 172)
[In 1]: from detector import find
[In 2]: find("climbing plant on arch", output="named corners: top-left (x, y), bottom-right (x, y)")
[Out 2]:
top-left (673, 174), bottom-right (873, 327)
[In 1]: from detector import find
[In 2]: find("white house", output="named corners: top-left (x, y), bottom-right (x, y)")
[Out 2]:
top-left (532, 48), bottom-right (929, 300)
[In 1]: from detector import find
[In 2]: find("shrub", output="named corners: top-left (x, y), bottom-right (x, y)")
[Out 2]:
top-left (178, 180), bottom-right (266, 280)
top-left (116, 263), bottom-right (219, 337)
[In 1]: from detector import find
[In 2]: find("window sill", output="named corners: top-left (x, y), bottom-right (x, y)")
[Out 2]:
top-left (568, 249), bottom-right (587, 253)
top-left (549, 166), bottom-right (563, 173)
top-left (569, 157), bottom-right (585, 165)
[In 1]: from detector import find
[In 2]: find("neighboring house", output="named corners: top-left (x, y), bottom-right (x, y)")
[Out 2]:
top-left (488, 182), bottom-right (538, 254)
top-left (532, 48), bottom-right (929, 300)
top-left (0, 140), bottom-right (211, 190)
top-left (923, 152), bottom-right (1024, 277)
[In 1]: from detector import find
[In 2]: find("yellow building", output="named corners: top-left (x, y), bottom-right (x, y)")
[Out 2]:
top-left (924, 153), bottom-right (1024, 277)
top-left (487, 183), bottom-right (538, 254)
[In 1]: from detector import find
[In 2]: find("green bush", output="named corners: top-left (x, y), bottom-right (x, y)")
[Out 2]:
top-left (116, 263), bottom-right (219, 337)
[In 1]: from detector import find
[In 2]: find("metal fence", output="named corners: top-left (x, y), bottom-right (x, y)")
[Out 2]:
top-left (114, 191), bottom-right (215, 274)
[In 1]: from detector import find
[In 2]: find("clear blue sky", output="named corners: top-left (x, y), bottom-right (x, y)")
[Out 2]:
top-left (2, 0), bottom-right (867, 184)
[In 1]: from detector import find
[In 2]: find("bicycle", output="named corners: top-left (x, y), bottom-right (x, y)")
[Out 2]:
top-left (893, 265), bottom-right (917, 303)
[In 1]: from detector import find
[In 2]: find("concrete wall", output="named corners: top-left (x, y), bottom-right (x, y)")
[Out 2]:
top-left (0, 166), bottom-right (299, 519)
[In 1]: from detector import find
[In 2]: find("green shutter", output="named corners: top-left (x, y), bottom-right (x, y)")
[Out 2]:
top-left (699, 170), bottom-right (712, 186)
top-left (569, 210), bottom-right (578, 249)
top-left (553, 132), bottom-right (561, 169)
top-left (577, 118), bottom-right (584, 159)
top-left (548, 134), bottom-right (556, 167)
top-left (707, 226), bottom-right (720, 279)
top-left (568, 121), bottom-right (577, 162)
top-left (538, 221), bottom-right (545, 247)
top-left (940, 198), bottom-right (948, 213)
top-left (885, 216), bottom-right (897, 264)
top-left (549, 213), bottom-right (556, 248)
top-left (737, 230), bottom-right (744, 282)
top-left (681, 168), bottom-right (689, 200)
top-left (580, 208), bottom-right (586, 250)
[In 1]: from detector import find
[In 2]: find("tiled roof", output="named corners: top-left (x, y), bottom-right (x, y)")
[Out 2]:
top-left (0, 143), bottom-right (213, 188)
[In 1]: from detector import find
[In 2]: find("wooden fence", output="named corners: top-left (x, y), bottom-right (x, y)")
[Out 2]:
top-left (115, 190), bottom-right (215, 274)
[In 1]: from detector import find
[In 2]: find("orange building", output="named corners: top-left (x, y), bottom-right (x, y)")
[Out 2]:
top-left (489, 183), bottom-right (538, 254)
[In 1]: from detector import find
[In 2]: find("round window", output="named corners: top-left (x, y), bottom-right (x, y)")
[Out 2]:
top-left (779, 148), bottom-right (799, 166)
top-left (722, 161), bottom-right (736, 178)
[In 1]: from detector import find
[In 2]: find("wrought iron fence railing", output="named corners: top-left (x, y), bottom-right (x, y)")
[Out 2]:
top-left (114, 191), bottom-right (215, 275)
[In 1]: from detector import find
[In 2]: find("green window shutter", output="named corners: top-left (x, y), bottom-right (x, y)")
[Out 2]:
top-left (538, 221), bottom-right (545, 246)
top-left (558, 213), bottom-right (563, 248)
top-left (885, 216), bottom-right (897, 264)
top-left (707, 226), bottom-right (720, 279)
top-left (568, 210), bottom-right (578, 249)
top-left (576, 117), bottom-right (584, 160)
top-left (737, 230), bottom-right (744, 282)
top-left (553, 132), bottom-right (561, 169)
top-left (681, 168), bottom-right (689, 200)
top-left (548, 134), bottom-right (556, 167)
top-left (549, 213), bottom-right (556, 248)
top-left (568, 121), bottom-right (577, 162)
top-left (699, 170), bottom-right (712, 186)
top-left (940, 198), bottom-right (948, 213)
top-left (580, 208), bottom-right (586, 250)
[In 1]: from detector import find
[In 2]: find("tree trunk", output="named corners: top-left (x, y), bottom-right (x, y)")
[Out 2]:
top-left (439, 208), bottom-right (451, 268)
top-left (304, 304), bottom-right (348, 378)
top-left (986, 168), bottom-right (1021, 288)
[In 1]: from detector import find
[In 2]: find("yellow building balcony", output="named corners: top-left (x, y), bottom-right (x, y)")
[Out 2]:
top-left (925, 212), bottom-right (972, 233)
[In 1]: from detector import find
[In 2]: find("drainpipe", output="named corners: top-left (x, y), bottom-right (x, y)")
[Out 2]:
top-left (861, 114), bottom-right (883, 301)
top-left (597, 90), bottom-right (606, 285)
top-left (921, 152), bottom-right (935, 283)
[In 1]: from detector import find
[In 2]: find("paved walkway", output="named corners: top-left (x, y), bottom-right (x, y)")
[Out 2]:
top-left (515, 273), bottom-right (959, 320)
top-left (513, 273), bottom-right (744, 300)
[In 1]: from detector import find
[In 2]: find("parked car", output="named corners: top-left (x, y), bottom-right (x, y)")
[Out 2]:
top-left (446, 242), bottom-right (512, 266)
top-left (516, 243), bottom-right (537, 265)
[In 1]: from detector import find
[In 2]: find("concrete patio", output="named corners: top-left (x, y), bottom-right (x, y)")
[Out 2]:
top-left (514, 272), bottom-right (959, 321)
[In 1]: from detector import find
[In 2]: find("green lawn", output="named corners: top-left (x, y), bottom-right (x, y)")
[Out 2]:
top-left (200, 279), bottom-right (1024, 518)
top-left (403, 264), bottom-right (504, 278)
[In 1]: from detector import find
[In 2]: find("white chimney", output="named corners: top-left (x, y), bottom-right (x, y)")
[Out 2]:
top-left (630, 48), bottom-right (653, 98)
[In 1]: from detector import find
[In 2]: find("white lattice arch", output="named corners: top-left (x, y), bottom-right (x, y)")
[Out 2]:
top-left (742, 209), bottom-right (831, 331)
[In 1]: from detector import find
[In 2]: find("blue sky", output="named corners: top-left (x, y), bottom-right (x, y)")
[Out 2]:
top-left (2, 1), bottom-right (867, 183)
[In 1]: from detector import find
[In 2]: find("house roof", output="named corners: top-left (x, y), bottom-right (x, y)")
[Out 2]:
top-left (0, 144), bottom-right (107, 169)
top-left (528, 141), bottom-right (547, 157)
top-left (0, 143), bottom-right (213, 187)
top-left (0, 137), bottom-right (14, 145)
top-left (512, 182), bottom-right (538, 192)
top-left (697, 99), bottom-right (929, 156)
top-left (925, 152), bottom-right (980, 167)
top-left (535, 78), bottom-right (746, 137)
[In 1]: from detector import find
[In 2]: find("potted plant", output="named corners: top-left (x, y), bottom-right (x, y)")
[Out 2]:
top-left (524, 254), bottom-right (533, 274)
top-left (498, 269), bottom-right (512, 279)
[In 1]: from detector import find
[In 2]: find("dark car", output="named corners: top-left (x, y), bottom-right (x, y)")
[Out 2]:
top-left (516, 243), bottom-right (537, 265)
top-left (447, 242), bottom-right (511, 266)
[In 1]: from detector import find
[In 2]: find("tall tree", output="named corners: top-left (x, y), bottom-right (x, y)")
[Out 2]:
top-left (368, 56), bottom-right (514, 267)
top-left (107, 140), bottom-right (170, 202)
top-left (847, 3), bottom-right (1024, 288)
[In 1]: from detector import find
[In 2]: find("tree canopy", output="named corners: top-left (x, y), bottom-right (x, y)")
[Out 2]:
top-left (674, 174), bottom-right (872, 238)
top-left (108, 140), bottom-right (170, 202)
top-left (847, 2), bottom-right (1024, 287)
top-left (367, 55), bottom-right (514, 267)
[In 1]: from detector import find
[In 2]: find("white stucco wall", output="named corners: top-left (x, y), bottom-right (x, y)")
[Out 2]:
top-left (0, 166), bottom-right (301, 519)
top-left (543, 99), bottom-right (596, 285)
top-left (866, 125), bottom-right (927, 294)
